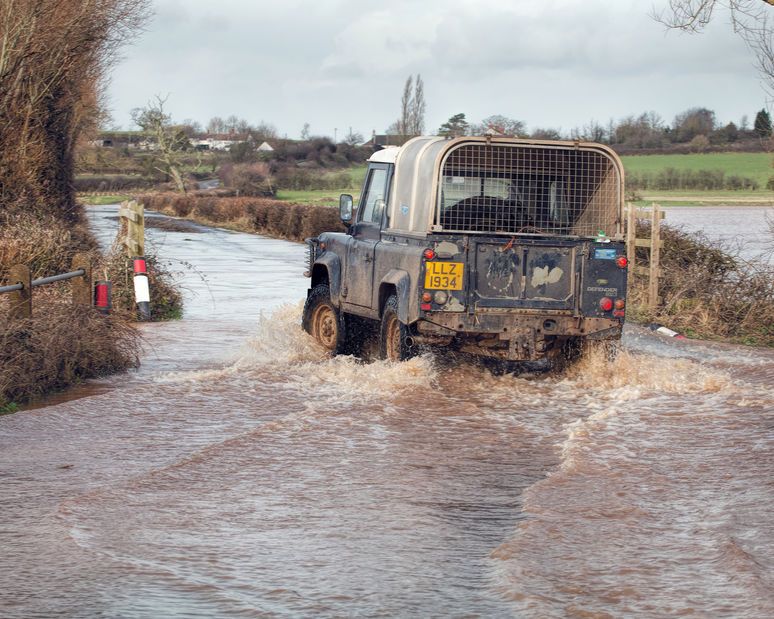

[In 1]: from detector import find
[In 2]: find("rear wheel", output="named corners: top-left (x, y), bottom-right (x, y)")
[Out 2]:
top-left (302, 284), bottom-right (346, 355)
top-left (378, 295), bottom-right (416, 362)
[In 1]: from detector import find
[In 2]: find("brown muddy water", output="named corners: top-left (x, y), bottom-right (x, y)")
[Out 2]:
top-left (1, 206), bottom-right (772, 618)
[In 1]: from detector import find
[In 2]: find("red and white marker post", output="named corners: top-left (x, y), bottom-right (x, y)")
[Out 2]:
top-left (132, 256), bottom-right (151, 320)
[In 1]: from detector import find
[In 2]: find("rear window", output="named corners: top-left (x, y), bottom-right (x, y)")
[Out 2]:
top-left (437, 144), bottom-right (621, 237)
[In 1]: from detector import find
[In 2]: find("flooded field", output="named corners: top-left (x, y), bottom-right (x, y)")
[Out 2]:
top-left (1, 206), bottom-right (772, 617)
top-left (665, 205), bottom-right (773, 261)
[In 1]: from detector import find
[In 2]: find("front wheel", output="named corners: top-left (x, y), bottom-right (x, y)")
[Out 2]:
top-left (378, 295), bottom-right (416, 362)
top-left (302, 284), bottom-right (346, 355)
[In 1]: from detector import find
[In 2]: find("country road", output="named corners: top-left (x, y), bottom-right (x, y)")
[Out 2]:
top-left (1, 206), bottom-right (772, 618)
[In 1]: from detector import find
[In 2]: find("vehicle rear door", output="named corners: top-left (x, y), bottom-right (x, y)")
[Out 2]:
top-left (471, 238), bottom-right (579, 310)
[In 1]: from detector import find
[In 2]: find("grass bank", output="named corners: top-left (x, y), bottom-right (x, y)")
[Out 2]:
top-left (0, 214), bottom-right (138, 409)
top-left (0, 212), bottom-right (183, 410)
top-left (627, 223), bottom-right (774, 346)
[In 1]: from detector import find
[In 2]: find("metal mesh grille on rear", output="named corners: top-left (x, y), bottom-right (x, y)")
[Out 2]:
top-left (437, 144), bottom-right (620, 237)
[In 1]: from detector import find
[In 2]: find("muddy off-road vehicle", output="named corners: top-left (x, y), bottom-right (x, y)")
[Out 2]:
top-left (303, 136), bottom-right (628, 363)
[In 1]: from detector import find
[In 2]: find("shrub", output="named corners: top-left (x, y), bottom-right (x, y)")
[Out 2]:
top-left (141, 192), bottom-right (347, 241)
top-left (0, 303), bottom-right (139, 408)
top-left (629, 222), bottom-right (774, 345)
top-left (627, 168), bottom-right (759, 191)
top-left (218, 162), bottom-right (274, 196)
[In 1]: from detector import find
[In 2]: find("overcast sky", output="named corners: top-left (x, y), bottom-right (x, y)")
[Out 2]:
top-left (107, 0), bottom-right (770, 138)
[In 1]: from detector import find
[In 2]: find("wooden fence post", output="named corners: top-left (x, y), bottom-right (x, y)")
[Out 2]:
top-left (8, 265), bottom-right (31, 320)
top-left (71, 252), bottom-right (92, 307)
top-left (626, 202), bottom-right (637, 271)
top-left (133, 200), bottom-right (145, 257)
top-left (119, 200), bottom-right (145, 257)
top-left (648, 203), bottom-right (662, 311)
top-left (625, 203), bottom-right (665, 311)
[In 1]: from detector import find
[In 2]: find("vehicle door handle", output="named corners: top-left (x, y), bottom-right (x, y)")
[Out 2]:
top-left (364, 254), bottom-right (372, 263)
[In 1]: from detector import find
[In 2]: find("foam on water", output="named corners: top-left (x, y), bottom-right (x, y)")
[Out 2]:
top-left (154, 303), bottom-right (439, 405)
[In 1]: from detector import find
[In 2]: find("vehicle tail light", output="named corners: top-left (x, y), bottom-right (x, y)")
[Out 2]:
top-left (614, 298), bottom-right (625, 310)
top-left (422, 292), bottom-right (432, 303)
top-left (599, 297), bottom-right (613, 312)
top-left (423, 248), bottom-right (436, 260)
top-left (420, 303), bottom-right (432, 311)
top-left (433, 291), bottom-right (448, 305)
top-left (616, 256), bottom-right (628, 268)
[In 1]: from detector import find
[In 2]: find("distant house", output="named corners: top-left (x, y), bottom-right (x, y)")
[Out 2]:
top-left (93, 131), bottom-right (147, 149)
top-left (191, 133), bottom-right (252, 152)
top-left (257, 141), bottom-right (274, 152)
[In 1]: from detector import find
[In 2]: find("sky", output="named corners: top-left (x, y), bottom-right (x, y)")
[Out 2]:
top-left (107, 0), bottom-right (770, 138)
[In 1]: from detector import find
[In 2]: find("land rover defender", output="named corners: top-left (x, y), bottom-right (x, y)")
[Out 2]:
top-left (302, 136), bottom-right (628, 363)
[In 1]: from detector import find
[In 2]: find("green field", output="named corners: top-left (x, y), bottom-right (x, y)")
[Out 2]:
top-left (79, 194), bottom-right (132, 205)
top-left (275, 190), bottom-right (345, 206)
top-left (621, 152), bottom-right (773, 188)
top-left (276, 166), bottom-right (366, 206)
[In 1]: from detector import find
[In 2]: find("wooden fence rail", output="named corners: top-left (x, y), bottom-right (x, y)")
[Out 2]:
top-left (0, 253), bottom-right (92, 320)
top-left (626, 202), bottom-right (665, 310)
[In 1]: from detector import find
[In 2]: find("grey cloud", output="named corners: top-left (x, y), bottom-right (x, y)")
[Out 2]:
top-left (108, 0), bottom-right (766, 137)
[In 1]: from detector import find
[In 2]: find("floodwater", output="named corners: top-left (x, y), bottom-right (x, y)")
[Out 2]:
top-left (1, 206), bottom-right (772, 618)
top-left (665, 205), bottom-right (773, 261)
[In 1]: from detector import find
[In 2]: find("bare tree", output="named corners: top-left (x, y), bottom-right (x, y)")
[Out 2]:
top-left (408, 74), bottom-right (426, 135)
top-left (132, 96), bottom-right (191, 193)
top-left (654, 1), bottom-right (774, 92)
top-left (253, 121), bottom-right (278, 141)
top-left (207, 116), bottom-right (226, 134)
top-left (399, 76), bottom-right (413, 135)
top-left (344, 128), bottom-right (364, 146)
top-left (224, 115), bottom-right (241, 134)
top-left (391, 74), bottom-right (426, 136)
top-left (530, 127), bottom-right (563, 140)
top-left (673, 107), bottom-right (716, 141)
top-left (471, 115), bottom-right (526, 137)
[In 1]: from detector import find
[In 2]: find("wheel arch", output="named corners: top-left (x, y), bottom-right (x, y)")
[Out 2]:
top-left (311, 253), bottom-right (342, 307)
top-left (379, 269), bottom-right (412, 324)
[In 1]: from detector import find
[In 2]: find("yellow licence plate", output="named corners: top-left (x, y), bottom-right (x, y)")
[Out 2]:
top-left (424, 262), bottom-right (464, 290)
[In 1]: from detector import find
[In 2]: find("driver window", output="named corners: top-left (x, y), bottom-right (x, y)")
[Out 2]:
top-left (359, 167), bottom-right (388, 224)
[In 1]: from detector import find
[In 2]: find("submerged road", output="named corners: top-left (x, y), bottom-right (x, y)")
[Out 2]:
top-left (1, 206), bottom-right (772, 617)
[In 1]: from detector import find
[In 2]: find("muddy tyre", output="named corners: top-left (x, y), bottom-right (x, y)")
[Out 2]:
top-left (378, 295), bottom-right (416, 362)
top-left (302, 284), bottom-right (347, 355)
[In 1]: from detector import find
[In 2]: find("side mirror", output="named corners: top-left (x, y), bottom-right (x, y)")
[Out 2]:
top-left (339, 194), bottom-right (353, 223)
